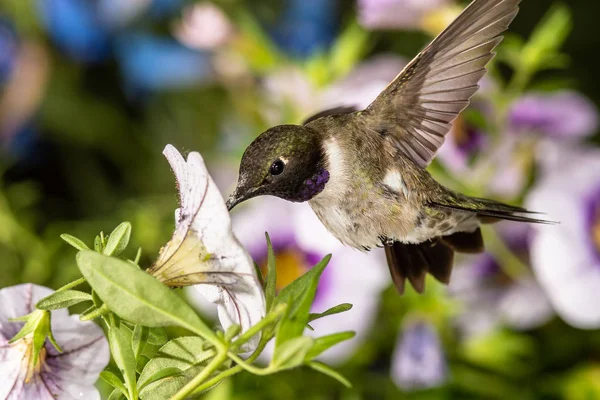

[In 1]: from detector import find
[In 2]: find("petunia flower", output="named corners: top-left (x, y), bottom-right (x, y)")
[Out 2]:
top-left (526, 143), bottom-right (600, 329)
top-left (0, 284), bottom-right (109, 400)
top-left (148, 145), bottom-right (266, 350)
top-left (509, 91), bottom-right (599, 140)
top-left (358, 0), bottom-right (453, 31)
top-left (200, 196), bottom-right (389, 363)
top-left (391, 319), bottom-right (447, 391)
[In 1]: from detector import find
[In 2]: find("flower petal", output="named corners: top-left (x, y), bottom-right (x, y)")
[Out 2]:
top-left (0, 284), bottom-right (67, 344)
top-left (391, 320), bottom-right (447, 390)
top-left (155, 145), bottom-right (266, 350)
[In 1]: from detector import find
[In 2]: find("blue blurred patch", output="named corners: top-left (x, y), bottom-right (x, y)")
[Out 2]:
top-left (270, 0), bottom-right (339, 58)
top-left (0, 16), bottom-right (19, 85)
top-left (37, 0), bottom-right (110, 63)
top-left (116, 34), bottom-right (213, 96)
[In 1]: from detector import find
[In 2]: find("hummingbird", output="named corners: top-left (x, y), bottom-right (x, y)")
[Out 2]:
top-left (227, 0), bottom-right (548, 294)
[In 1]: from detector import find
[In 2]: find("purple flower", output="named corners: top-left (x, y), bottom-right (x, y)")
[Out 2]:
top-left (509, 91), bottom-right (599, 139)
top-left (192, 196), bottom-right (389, 363)
top-left (0, 284), bottom-right (109, 399)
top-left (358, 0), bottom-right (452, 31)
top-left (449, 222), bottom-right (553, 337)
top-left (526, 144), bottom-right (600, 328)
top-left (391, 320), bottom-right (447, 390)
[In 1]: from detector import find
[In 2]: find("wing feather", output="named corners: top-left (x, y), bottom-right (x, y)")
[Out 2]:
top-left (363, 0), bottom-right (521, 167)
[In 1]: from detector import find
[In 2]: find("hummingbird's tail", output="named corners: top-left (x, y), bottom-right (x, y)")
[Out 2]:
top-left (385, 196), bottom-right (555, 294)
top-left (431, 195), bottom-right (555, 225)
top-left (385, 228), bottom-right (484, 295)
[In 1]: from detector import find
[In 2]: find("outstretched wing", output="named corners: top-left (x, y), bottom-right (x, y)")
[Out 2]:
top-left (363, 0), bottom-right (521, 167)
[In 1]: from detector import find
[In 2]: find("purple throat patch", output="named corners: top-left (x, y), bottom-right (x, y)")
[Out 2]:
top-left (299, 168), bottom-right (330, 201)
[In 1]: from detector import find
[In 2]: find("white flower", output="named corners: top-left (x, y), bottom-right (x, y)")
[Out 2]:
top-left (526, 144), bottom-right (600, 329)
top-left (0, 284), bottom-right (109, 400)
top-left (149, 145), bottom-right (266, 350)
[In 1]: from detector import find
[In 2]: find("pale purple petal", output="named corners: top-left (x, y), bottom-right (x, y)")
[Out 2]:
top-left (509, 91), bottom-right (599, 139)
top-left (526, 145), bottom-right (600, 328)
top-left (499, 279), bottom-right (554, 330)
top-left (0, 284), bottom-right (68, 344)
top-left (0, 284), bottom-right (109, 399)
top-left (391, 321), bottom-right (447, 390)
top-left (358, 0), bottom-right (450, 30)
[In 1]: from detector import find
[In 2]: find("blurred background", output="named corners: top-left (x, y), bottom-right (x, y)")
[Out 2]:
top-left (1, 0), bottom-right (600, 398)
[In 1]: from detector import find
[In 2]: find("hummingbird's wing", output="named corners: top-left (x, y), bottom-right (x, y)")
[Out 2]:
top-left (363, 0), bottom-right (521, 167)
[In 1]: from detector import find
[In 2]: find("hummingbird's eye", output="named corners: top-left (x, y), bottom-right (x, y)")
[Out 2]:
top-left (270, 159), bottom-right (285, 176)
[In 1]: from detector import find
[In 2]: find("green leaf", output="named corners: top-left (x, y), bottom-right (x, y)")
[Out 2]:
top-left (100, 370), bottom-right (128, 395)
top-left (308, 303), bottom-right (352, 323)
top-left (329, 21), bottom-right (369, 80)
top-left (305, 331), bottom-right (356, 361)
top-left (147, 328), bottom-right (168, 346)
top-left (133, 325), bottom-right (149, 360)
top-left (271, 336), bottom-right (314, 371)
top-left (308, 361), bottom-right (352, 388)
top-left (138, 337), bottom-right (214, 389)
top-left (60, 234), bottom-right (89, 251)
top-left (109, 324), bottom-right (138, 400)
top-left (138, 337), bottom-right (229, 399)
top-left (107, 388), bottom-right (126, 400)
top-left (522, 4), bottom-right (572, 73)
top-left (104, 222), bottom-right (132, 256)
top-left (274, 255), bottom-right (330, 348)
top-left (265, 233), bottom-right (277, 311)
top-left (94, 234), bottom-right (104, 253)
top-left (76, 251), bottom-right (218, 342)
top-left (36, 290), bottom-right (92, 310)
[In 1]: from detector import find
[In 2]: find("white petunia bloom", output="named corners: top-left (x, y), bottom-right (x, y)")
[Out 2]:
top-left (149, 145), bottom-right (266, 350)
top-left (0, 284), bottom-right (109, 400)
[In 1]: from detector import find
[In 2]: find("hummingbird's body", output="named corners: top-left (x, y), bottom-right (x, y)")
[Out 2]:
top-left (228, 0), bottom-right (550, 293)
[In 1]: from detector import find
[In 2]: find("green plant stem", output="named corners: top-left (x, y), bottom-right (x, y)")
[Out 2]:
top-left (231, 304), bottom-right (286, 351)
top-left (57, 277), bottom-right (86, 292)
top-left (191, 334), bottom-right (271, 396)
top-left (483, 226), bottom-right (531, 280)
top-left (227, 352), bottom-right (273, 375)
top-left (170, 351), bottom-right (229, 400)
top-left (80, 304), bottom-right (111, 321)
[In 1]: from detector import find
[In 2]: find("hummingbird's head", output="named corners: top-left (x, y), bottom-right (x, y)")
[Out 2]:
top-left (227, 124), bottom-right (329, 211)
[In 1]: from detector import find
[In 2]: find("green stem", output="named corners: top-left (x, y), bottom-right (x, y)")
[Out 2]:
top-left (191, 331), bottom-right (273, 396)
top-left (231, 304), bottom-right (286, 351)
top-left (80, 304), bottom-right (111, 321)
top-left (484, 226), bottom-right (530, 280)
top-left (170, 351), bottom-right (229, 400)
top-left (191, 365), bottom-right (243, 395)
top-left (57, 277), bottom-right (86, 292)
top-left (227, 353), bottom-right (273, 375)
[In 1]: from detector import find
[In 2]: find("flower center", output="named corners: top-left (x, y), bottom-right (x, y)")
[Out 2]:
top-left (261, 249), bottom-right (312, 291)
top-left (18, 337), bottom-right (48, 383)
top-left (591, 198), bottom-right (600, 255)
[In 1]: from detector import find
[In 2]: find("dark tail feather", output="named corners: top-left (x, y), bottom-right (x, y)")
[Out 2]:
top-left (385, 239), bottom-right (454, 294)
top-left (431, 197), bottom-right (556, 224)
top-left (385, 228), bottom-right (486, 295)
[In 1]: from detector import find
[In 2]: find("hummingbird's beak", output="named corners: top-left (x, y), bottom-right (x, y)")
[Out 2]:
top-left (226, 187), bottom-right (256, 211)
top-left (226, 193), bottom-right (241, 211)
